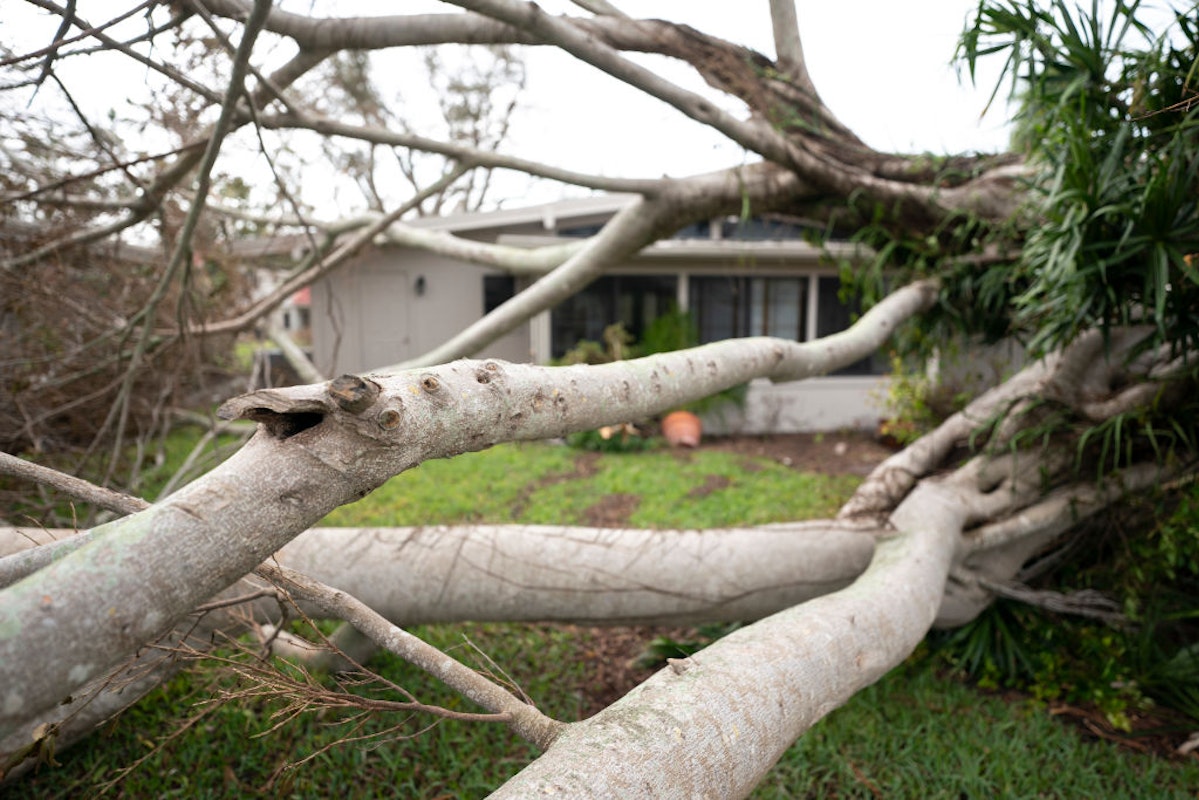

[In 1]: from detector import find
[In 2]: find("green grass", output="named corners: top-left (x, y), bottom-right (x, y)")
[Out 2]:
top-left (323, 443), bottom-right (857, 529)
top-left (320, 442), bottom-right (579, 527)
top-left (9, 440), bottom-right (1199, 797)
top-left (520, 449), bottom-right (857, 528)
top-left (16, 640), bottom-right (1198, 799)
top-left (757, 656), bottom-right (1199, 799)
top-left (9, 622), bottom-right (595, 799)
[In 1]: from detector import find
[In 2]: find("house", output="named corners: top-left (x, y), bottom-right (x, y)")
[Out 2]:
top-left (305, 194), bottom-right (892, 433)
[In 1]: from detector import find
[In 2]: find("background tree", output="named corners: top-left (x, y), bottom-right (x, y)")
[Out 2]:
top-left (0, 0), bottom-right (1196, 795)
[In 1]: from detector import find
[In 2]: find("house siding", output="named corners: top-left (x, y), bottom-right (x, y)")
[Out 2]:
top-left (311, 248), bottom-right (530, 376)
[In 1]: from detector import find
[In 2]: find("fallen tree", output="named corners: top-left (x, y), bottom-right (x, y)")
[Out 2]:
top-left (1, 0), bottom-right (1197, 795)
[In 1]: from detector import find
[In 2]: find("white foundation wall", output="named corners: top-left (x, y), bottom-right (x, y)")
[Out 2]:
top-left (703, 376), bottom-right (889, 434)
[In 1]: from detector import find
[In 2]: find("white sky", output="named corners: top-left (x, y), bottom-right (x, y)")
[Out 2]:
top-left (6, 1), bottom-right (1016, 213)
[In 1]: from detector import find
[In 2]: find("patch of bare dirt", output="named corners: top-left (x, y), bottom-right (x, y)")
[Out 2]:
top-left (582, 493), bottom-right (640, 527)
top-left (688, 474), bottom-right (732, 498)
top-left (509, 451), bottom-right (601, 519)
top-left (559, 624), bottom-right (691, 717)
top-left (1046, 699), bottom-right (1199, 763)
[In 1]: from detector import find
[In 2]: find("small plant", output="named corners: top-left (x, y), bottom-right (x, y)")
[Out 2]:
top-left (556, 315), bottom-right (745, 450)
top-left (565, 424), bottom-right (657, 453)
top-left (634, 623), bottom-right (742, 670)
top-left (556, 323), bottom-right (635, 365)
top-left (876, 352), bottom-right (969, 447)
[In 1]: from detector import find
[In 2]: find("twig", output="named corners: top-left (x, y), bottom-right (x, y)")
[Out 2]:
top-left (0, 451), bottom-right (148, 516)
top-left (977, 578), bottom-right (1128, 625)
top-left (255, 561), bottom-right (566, 749)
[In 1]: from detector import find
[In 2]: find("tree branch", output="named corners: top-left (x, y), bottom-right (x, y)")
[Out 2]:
top-left (0, 286), bottom-right (931, 736)
top-left (491, 480), bottom-right (965, 797)
top-left (256, 562), bottom-right (564, 749)
top-left (257, 110), bottom-right (665, 193)
top-left (0, 452), bottom-right (148, 518)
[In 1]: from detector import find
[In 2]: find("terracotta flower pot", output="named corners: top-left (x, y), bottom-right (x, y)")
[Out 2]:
top-left (661, 410), bottom-right (702, 447)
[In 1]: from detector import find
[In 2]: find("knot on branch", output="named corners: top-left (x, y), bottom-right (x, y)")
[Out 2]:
top-left (217, 375), bottom-right (386, 439)
top-left (328, 374), bottom-right (381, 414)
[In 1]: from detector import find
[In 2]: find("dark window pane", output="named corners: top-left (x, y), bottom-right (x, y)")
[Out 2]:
top-left (691, 276), bottom-right (743, 343)
top-left (761, 278), bottom-right (804, 339)
top-left (483, 274), bottom-right (516, 314)
top-left (817, 276), bottom-right (888, 375)
top-left (672, 221), bottom-right (712, 239)
top-left (550, 275), bottom-right (677, 358)
top-left (556, 224), bottom-right (604, 238)
top-left (691, 276), bottom-right (805, 343)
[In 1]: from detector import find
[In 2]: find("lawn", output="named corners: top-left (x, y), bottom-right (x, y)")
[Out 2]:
top-left (9, 440), bottom-right (1199, 798)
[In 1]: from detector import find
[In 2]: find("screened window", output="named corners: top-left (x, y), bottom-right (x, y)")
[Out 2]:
top-left (549, 275), bottom-right (677, 359)
top-left (690, 276), bottom-right (807, 343)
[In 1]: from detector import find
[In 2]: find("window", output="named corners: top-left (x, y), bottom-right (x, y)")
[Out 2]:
top-left (549, 275), bottom-right (677, 358)
top-left (690, 276), bottom-right (807, 343)
top-left (483, 274), bottom-right (516, 314)
top-left (816, 276), bottom-right (888, 375)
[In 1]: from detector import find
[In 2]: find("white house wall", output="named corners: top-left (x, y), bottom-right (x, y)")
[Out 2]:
top-left (311, 248), bottom-right (530, 376)
top-left (706, 377), bottom-right (889, 435)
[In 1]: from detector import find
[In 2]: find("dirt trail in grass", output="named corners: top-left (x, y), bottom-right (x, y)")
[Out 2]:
top-left (693, 431), bottom-right (894, 476)
top-left (508, 451), bottom-right (602, 520)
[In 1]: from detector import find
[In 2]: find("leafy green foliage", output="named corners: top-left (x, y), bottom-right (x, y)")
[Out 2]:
top-left (843, 1), bottom-right (1199, 374)
top-left (961, 0), bottom-right (1199, 356)
top-left (876, 352), bottom-right (972, 446)
top-left (1072, 384), bottom-right (1199, 479)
